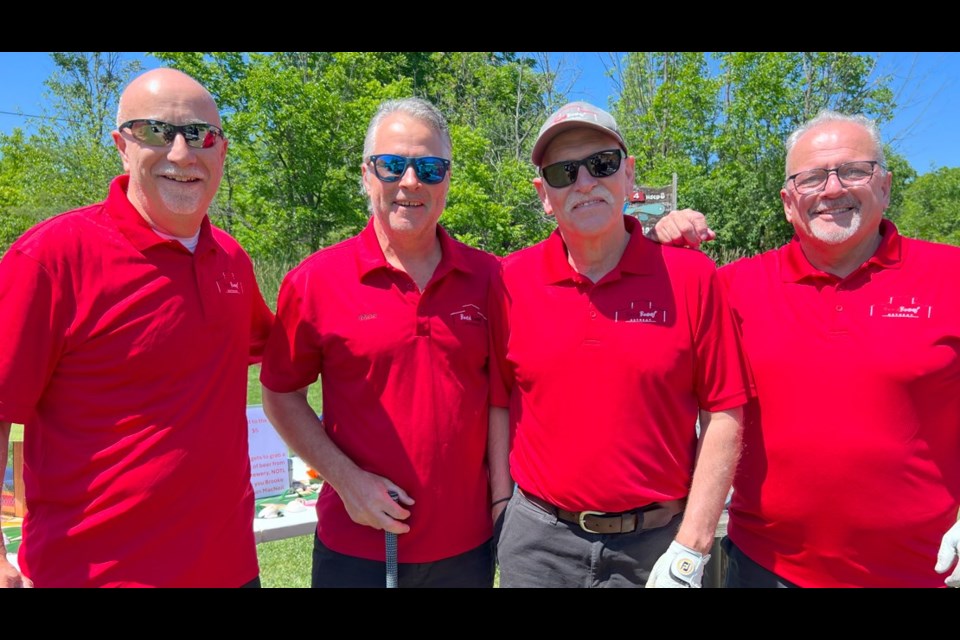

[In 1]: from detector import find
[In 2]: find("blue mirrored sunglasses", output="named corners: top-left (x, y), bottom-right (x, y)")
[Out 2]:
top-left (368, 154), bottom-right (451, 185)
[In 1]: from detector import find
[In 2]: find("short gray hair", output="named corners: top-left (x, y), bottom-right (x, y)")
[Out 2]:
top-left (784, 110), bottom-right (886, 178)
top-left (362, 97), bottom-right (452, 161)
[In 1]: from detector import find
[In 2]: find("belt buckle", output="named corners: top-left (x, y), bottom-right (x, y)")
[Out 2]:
top-left (577, 510), bottom-right (607, 534)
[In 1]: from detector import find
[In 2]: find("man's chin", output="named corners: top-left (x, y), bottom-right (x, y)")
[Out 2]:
top-left (809, 221), bottom-right (859, 245)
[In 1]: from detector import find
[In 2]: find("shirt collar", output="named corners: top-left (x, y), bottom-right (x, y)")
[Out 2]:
top-left (106, 174), bottom-right (214, 254)
top-left (542, 214), bottom-right (658, 284)
top-left (780, 218), bottom-right (903, 282)
top-left (356, 217), bottom-right (473, 281)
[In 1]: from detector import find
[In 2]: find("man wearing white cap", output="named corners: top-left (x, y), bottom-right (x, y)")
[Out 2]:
top-left (489, 102), bottom-right (754, 587)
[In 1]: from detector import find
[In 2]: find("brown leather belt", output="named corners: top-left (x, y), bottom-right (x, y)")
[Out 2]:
top-left (519, 488), bottom-right (685, 534)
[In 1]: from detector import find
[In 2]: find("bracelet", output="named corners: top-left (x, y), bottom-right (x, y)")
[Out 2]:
top-left (491, 496), bottom-right (511, 508)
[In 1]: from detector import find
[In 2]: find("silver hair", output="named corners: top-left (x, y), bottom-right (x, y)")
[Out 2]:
top-left (785, 110), bottom-right (886, 178)
top-left (362, 97), bottom-right (452, 161)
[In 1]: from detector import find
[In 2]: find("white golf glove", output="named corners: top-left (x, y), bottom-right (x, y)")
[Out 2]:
top-left (935, 520), bottom-right (960, 588)
top-left (646, 540), bottom-right (710, 588)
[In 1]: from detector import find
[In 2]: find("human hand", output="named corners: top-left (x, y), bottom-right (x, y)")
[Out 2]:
top-left (337, 471), bottom-right (414, 535)
top-left (646, 541), bottom-right (710, 588)
top-left (0, 554), bottom-right (32, 588)
top-left (648, 209), bottom-right (716, 249)
top-left (935, 520), bottom-right (960, 587)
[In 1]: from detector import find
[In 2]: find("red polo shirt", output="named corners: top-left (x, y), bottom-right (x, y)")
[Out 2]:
top-left (260, 219), bottom-right (503, 563)
top-left (492, 215), bottom-right (753, 512)
top-left (724, 220), bottom-right (960, 588)
top-left (0, 175), bottom-right (274, 587)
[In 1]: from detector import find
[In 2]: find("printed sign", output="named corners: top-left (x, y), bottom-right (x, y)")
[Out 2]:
top-left (623, 180), bottom-right (677, 231)
top-left (247, 405), bottom-right (291, 499)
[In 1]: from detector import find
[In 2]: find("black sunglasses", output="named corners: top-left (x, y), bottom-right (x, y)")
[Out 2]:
top-left (368, 154), bottom-right (451, 185)
top-left (540, 149), bottom-right (624, 188)
top-left (119, 119), bottom-right (226, 150)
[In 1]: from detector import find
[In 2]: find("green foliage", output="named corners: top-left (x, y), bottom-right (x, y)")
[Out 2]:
top-left (893, 167), bottom-right (960, 245)
top-left (612, 52), bottom-right (900, 255)
top-left (145, 52), bottom-right (554, 263)
top-left (0, 53), bottom-right (141, 250)
top-left (0, 51), bottom-right (924, 262)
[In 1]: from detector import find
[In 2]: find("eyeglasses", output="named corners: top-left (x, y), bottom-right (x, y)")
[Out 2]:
top-left (540, 149), bottom-right (624, 188)
top-left (787, 160), bottom-right (883, 194)
top-left (368, 154), bottom-right (451, 185)
top-left (119, 119), bottom-right (226, 149)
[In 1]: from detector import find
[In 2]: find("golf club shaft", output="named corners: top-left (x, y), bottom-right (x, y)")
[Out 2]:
top-left (386, 490), bottom-right (399, 588)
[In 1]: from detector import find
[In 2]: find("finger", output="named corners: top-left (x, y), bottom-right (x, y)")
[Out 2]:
top-left (678, 223), bottom-right (705, 249)
top-left (935, 541), bottom-right (957, 573)
top-left (650, 219), bottom-right (683, 246)
top-left (382, 515), bottom-right (411, 535)
top-left (677, 209), bottom-right (716, 244)
top-left (946, 566), bottom-right (960, 588)
top-left (386, 486), bottom-right (415, 507)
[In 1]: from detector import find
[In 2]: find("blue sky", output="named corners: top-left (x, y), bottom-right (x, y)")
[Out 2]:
top-left (1, 52), bottom-right (958, 175)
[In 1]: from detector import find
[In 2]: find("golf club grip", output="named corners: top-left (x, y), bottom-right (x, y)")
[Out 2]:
top-left (386, 490), bottom-right (399, 588)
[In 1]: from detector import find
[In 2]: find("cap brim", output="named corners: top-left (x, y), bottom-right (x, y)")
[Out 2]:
top-left (532, 122), bottom-right (627, 166)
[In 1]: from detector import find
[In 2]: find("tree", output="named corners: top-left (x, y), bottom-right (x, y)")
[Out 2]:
top-left (151, 52), bottom-right (556, 261)
top-left (0, 53), bottom-right (143, 253)
top-left (609, 52), bottom-right (901, 257)
top-left (892, 167), bottom-right (960, 245)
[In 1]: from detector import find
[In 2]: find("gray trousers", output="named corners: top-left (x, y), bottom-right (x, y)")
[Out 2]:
top-left (497, 490), bottom-right (681, 588)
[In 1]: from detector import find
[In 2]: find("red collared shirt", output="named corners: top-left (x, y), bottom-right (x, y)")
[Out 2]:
top-left (261, 218), bottom-right (503, 562)
top-left (492, 215), bottom-right (753, 512)
top-left (0, 175), bottom-right (274, 587)
top-left (725, 220), bottom-right (960, 587)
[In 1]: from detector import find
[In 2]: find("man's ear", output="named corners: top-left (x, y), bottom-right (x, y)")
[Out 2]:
top-left (361, 162), bottom-right (372, 196)
top-left (111, 130), bottom-right (132, 173)
top-left (780, 187), bottom-right (795, 225)
top-left (533, 176), bottom-right (554, 217)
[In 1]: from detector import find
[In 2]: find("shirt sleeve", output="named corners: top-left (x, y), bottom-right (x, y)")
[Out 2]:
top-left (693, 265), bottom-right (755, 412)
top-left (259, 266), bottom-right (323, 393)
top-left (0, 249), bottom-right (66, 423)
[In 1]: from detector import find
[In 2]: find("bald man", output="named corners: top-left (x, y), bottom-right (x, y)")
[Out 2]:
top-left (0, 68), bottom-right (274, 587)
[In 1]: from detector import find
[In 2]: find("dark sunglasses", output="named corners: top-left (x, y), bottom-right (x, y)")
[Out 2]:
top-left (119, 119), bottom-right (226, 149)
top-left (540, 148), bottom-right (624, 188)
top-left (368, 154), bottom-right (451, 185)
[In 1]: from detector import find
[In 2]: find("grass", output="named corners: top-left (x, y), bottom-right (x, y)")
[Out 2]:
top-left (257, 535), bottom-right (313, 588)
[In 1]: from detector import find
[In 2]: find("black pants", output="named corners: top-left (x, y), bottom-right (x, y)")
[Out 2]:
top-left (721, 536), bottom-right (799, 588)
top-left (311, 535), bottom-right (495, 588)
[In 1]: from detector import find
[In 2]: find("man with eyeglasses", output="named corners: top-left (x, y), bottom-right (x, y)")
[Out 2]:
top-left (652, 110), bottom-right (960, 588)
top-left (260, 97), bottom-right (508, 588)
top-left (0, 68), bottom-right (274, 587)
top-left (488, 101), bottom-right (753, 588)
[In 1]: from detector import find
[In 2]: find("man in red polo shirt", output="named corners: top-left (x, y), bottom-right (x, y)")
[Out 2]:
top-left (653, 111), bottom-right (960, 588)
top-left (0, 68), bottom-right (274, 588)
top-left (489, 101), bottom-right (753, 588)
top-left (260, 97), bottom-right (509, 588)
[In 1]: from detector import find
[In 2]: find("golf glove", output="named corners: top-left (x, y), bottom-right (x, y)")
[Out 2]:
top-left (935, 520), bottom-right (960, 588)
top-left (646, 540), bottom-right (710, 588)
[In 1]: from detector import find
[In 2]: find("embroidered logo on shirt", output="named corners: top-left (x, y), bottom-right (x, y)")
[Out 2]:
top-left (450, 303), bottom-right (486, 325)
top-left (358, 313), bottom-right (377, 321)
top-left (614, 300), bottom-right (667, 324)
top-left (216, 272), bottom-right (244, 295)
top-left (870, 296), bottom-right (931, 320)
